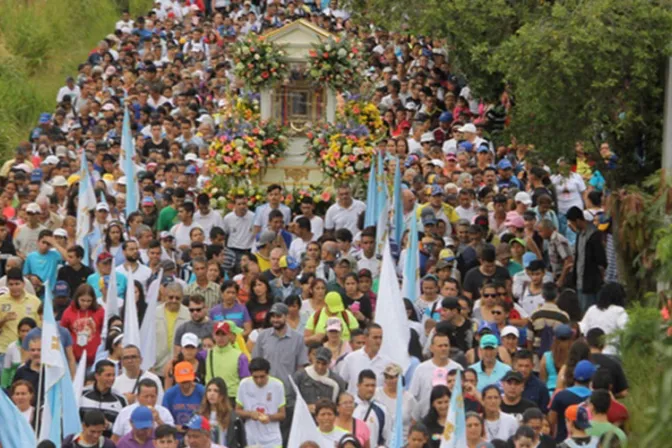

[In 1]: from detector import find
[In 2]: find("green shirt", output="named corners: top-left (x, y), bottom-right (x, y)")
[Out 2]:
top-left (305, 309), bottom-right (359, 341)
top-left (586, 421), bottom-right (628, 447)
top-left (206, 344), bottom-right (244, 397)
top-left (157, 206), bottom-right (178, 231)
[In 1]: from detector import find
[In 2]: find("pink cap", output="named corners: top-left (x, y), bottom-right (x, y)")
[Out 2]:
top-left (504, 211), bottom-right (525, 229)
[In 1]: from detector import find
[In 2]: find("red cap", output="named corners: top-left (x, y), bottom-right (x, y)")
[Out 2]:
top-left (213, 322), bottom-right (231, 335)
top-left (97, 252), bottom-right (113, 263)
top-left (399, 120), bottom-right (411, 130)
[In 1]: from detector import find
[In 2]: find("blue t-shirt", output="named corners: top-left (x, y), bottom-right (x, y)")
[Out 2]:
top-left (86, 272), bottom-right (128, 299)
top-left (22, 325), bottom-right (73, 350)
top-left (163, 383), bottom-right (206, 433)
top-left (550, 385), bottom-right (592, 442)
top-left (209, 302), bottom-right (251, 328)
top-left (23, 249), bottom-right (63, 295)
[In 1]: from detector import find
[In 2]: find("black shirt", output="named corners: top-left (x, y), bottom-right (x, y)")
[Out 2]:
top-left (591, 353), bottom-right (629, 396)
top-left (463, 266), bottom-right (511, 300)
top-left (500, 397), bottom-right (538, 423)
top-left (13, 361), bottom-right (43, 405)
top-left (142, 138), bottom-right (170, 157)
top-left (57, 264), bottom-right (94, 297)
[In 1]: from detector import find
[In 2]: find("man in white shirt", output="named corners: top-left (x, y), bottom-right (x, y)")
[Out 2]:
top-left (56, 76), bottom-right (81, 104)
top-left (455, 189), bottom-right (479, 223)
top-left (409, 333), bottom-right (463, 417)
top-left (294, 196), bottom-right (324, 240)
top-left (288, 216), bottom-right (313, 262)
top-left (111, 377), bottom-right (173, 442)
top-left (353, 369), bottom-right (392, 447)
top-left (253, 184), bottom-right (292, 235)
top-left (116, 241), bottom-right (153, 292)
top-left (170, 202), bottom-right (201, 251)
top-left (113, 345), bottom-right (165, 405)
top-left (235, 357), bottom-right (286, 448)
top-left (222, 195), bottom-right (256, 254)
top-left (115, 10), bottom-right (134, 30)
top-left (354, 228), bottom-right (380, 279)
top-left (193, 193), bottom-right (224, 243)
top-left (324, 184), bottom-right (366, 237)
top-left (338, 323), bottom-right (391, 393)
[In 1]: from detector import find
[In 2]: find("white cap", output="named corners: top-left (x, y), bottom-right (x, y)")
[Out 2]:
top-left (117, 176), bottom-right (127, 186)
top-left (185, 153), bottom-right (198, 162)
top-left (181, 333), bottom-right (200, 348)
top-left (26, 202), bottom-right (41, 214)
top-left (102, 103), bottom-right (116, 112)
top-left (96, 202), bottom-right (110, 212)
top-left (55, 146), bottom-right (68, 157)
top-left (458, 123), bottom-right (477, 134)
top-left (501, 325), bottom-right (520, 339)
top-left (430, 159), bottom-right (445, 169)
top-left (54, 229), bottom-right (68, 238)
top-left (13, 163), bottom-right (32, 173)
top-left (51, 175), bottom-right (68, 187)
top-left (42, 155), bottom-right (60, 165)
top-left (514, 192), bottom-right (532, 206)
top-left (420, 132), bottom-right (435, 143)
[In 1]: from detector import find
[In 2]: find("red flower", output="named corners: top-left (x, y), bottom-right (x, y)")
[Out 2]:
top-left (323, 52), bottom-right (330, 58)
top-left (261, 72), bottom-right (269, 79)
top-left (309, 50), bottom-right (317, 57)
top-left (352, 48), bottom-right (359, 54)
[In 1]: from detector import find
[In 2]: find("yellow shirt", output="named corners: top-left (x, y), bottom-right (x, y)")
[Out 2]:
top-left (164, 308), bottom-right (179, 348)
top-left (256, 252), bottom-right (271, 272)
top-left (0, 293), bottom-right (41, 352)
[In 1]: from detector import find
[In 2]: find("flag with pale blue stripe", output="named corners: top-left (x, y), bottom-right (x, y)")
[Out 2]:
top-left (364, 158), bottom-right (378, 227)
top-left (389, 375), bottom-right (405, 448)
top-left (0, 386), bottom-right (36, 447)
top-left (375, 149), bottom-right (388, 222)
top-left (402, 209), bottom-right (420, 302)
top-left (122, 106), bottom-right (139, 214)
top-left (440, 370), bottom-right (466, 448)
top-left (76, 149), bottom-right (97, 267)
top-left (392, 156), bottom-right (404, 247)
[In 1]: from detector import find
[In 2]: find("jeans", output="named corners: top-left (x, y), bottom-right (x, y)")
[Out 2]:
top-left (578, 290), bottom-right (598, 313)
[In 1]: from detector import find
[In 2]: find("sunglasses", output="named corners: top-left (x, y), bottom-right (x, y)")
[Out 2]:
top-left (483, 293), bottom-right (497, 298)
top-left (189, 307), bottom-right (203, 313)
top-left (491, 310), bottom-right (503, 315)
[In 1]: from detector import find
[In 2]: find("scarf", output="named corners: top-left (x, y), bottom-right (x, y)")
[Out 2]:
top-left (305, 365), bottom-right (340, 401)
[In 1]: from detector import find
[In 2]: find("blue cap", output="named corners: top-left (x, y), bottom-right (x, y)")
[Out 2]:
top-left (554, 324), bottom-right (573, 340)
top-left (477, 145), bottom-right (490, 154)
top-left (30, 169), bottom-right (43, 182)
top-left (522, 252), bottom-right (538, 269)
top-left (38, 113), bottom-right (52, 124)
top-left (430, 185), bottom-right (443, 196)
top-left (439, 111), bottom-right (453, 123)
top-left (185, 165), bottom-right (198, 175)
top-left (480, 334), bottom-right (499, 349)
top-left (573, 360), bottom-right (596, 382)
top-left (54, 281), bottom-right (70, 298)
top-left (404, 154), bottom-right (420, 168)
top-left (458, 141), bottom-right (473, 152)
top-left (422, 48), bottom-right (432, 57)
top-left (130, 406), bottom-right (153, 429)
top-left (497, 159), bottom-right (513, 170)
top-left (185, 414), bottom-right (210, 432)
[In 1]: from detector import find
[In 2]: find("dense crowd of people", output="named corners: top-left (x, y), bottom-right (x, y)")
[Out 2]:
top-left (0, 1), bottom-right (631, 448)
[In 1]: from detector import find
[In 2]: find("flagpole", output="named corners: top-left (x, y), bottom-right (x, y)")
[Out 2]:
top-left (35, 363), bottom-right (44, 437)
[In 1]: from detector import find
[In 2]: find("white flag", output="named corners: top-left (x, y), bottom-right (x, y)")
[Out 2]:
top-left (73, 349), bottom-right (87, 401)
top-left (140, 270), bottom-right (162, 371)
top-left (374, 240), bottom-right (410, 371)
top-left (101, 268), bottom-right (120, 338)
top-left (287, 377), bottom-right (331, 448)
top-left (123, 270), bottom-right (141, 348)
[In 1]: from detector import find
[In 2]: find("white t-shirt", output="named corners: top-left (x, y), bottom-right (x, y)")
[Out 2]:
top-left (112, 402), bottom-right (174, 437)
top-left (294, 214), bottom-right (324, 240)
top-left (551, 173), bottom-right (586, 215)
top-left (356, 253), bottom-right (381, 278)
top-left (484, 412), bottom-right (519, 441)
top-left (579, 305), bottom-right (628, 354)
top-left (337, 348), bottom-right (392, 393)
top-left (115, 263), bottom-right (153, 293)
top-left (352, 397), bottom-right (391, 448)
top-left (408, 359), bottom-right (463, 418)
top-left (170, 221), bottom-right (202, 249)
top-left (194, 210), bottom-right (225, 244)
top-left (320, 427), bottom-right (349, 445)
top-left (288, 237), bottom-right (310, 262)
top-left (112, 370), bottom-right (165, 404)
top-left (324, 200), bottom-right (367, 236)
top-left (519, 286), bottom-right (545, 316)
top-left (236, 377), bottom-right (285, 448)
top-left (455, 205), bottom-right (478, 223)
top-left (374, 387), bottom-right (420, 440)
top-left (222, 210), bottom-right (256, 250)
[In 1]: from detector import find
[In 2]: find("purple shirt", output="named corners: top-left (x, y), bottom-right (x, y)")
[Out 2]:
top-left (209, 302), bottom-right (251, 327)
top-left (116, 432), bottom-right (154, 448)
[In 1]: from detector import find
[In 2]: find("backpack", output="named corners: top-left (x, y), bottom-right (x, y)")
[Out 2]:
top-left (312, 307), bottom-right (351, 327)
top-left (536, 324), bottom-right (555, 359)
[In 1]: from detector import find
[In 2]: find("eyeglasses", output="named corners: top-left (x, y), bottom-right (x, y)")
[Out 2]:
top-left (167, 295), bottom-right (181, 301)
top-left (122, 355), bottom-right (139, 360)
top-left (491, 310), bottom-right (503, 315)
top-left (483, 293), bottom-right (497, 298)
top-left (189, 308), bottom-right (203, 313)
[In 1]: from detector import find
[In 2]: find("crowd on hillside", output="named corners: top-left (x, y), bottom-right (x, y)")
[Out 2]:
top-left (0, 1), bottom-right (630, 448)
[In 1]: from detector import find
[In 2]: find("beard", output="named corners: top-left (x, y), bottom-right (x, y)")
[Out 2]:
top-left (127, 254), bottom-right (139, 263)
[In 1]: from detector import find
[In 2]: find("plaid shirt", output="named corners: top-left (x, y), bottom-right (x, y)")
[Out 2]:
top-left (548, 231), bottom-right (572, 278)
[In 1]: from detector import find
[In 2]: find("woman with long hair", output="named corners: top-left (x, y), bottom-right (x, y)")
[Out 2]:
top-left (199, 377), bottom-right (246, 447)
top-left (579, 282), bottom-right (628, 354)
top-left (60, 284), bottom-right (105, 366)
top-left (334, 392), bottom-right (370, 448)
top-left (234, 253), bottom-right (260, 304)
top-left (540, 324), bottom-right (573, 395)
top-left (466, 412), bottom-right (487, 448)
top-left (557, 339), bottom-right (591, 391)
top-left (120, 280), bottom-right (148, 327)
top-left (482, 385), bottom-right (518, 441)
top-left (323, 318), bottom-right (352, 367)
top-left (104, 329), bottom-right (124, 375)
top-left (95, 221), bottom-right (126, 266)
top-left (286, 294), bottom-right (308, 333)
top-left (246, 275), bottom-right (274, 329)
top-left (302, 278), bottom-right (327, 315)
top-left (343, 272), bottom-right (372, 326)
top-left (422, 385), bottom-right (451, 448)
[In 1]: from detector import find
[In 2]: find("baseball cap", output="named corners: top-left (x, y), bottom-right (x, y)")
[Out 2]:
top-left (180, 333), bottom-right (199, 348)
top-left (97, 252), bottom-right (113, 264)
top-left (54, 281), bottom-right (70, 297)
top-left (573, 360), bottom-right (596, 382)
top-left (325, 292), bottom-right (345, 313)
top-left (185, 414), bottom-right (211, 432)
top-left (224, 320), bottom-right (244, 335)
top-left (185, 165), bottom-right (198, 175)
top-left (510, 237), bottom-right (526, 249)
top-left (514, 192), bottom-right (532, 206)
top-left (130, 406), bottom-right (154, 430)
top-left (441, 297), bottom-right (461, 310)
top-left (477, 145), bottom-right (489, 154)
top-left (213, 321), bottom-right (232, 335)
top-left (430, 159), bottom-right (445, 169)
top-left (26, 203), bottom-right (41, 214)
top-left (439, 111), bottom-right (453, 123)
top-left (430, 185), bottom-right (443, 196)
top-left (117, 176), bottom-right (127, 186)
top-left (421, 132), bottom-right (435, 143)
top-left (565, 404), bottom-right (592, 430)
top-left (258, 230), bottom-right (276, 247)
top-left (501, 325), bottom-right (519, 339)
top-left (315, 347), bottom-right (332, 363)
top-left (502, 370), bottom-right (524, 383)
top-left (522, 252), bottom-right (538, 269)
top-left (42, 155), bottom-right (59, 166)
top-left (458, 123), bottom-right (477, 134)
top-left (142, 196), bottom-right (155, 206)
top-left (384, 363), bottom-right (403, 377)
top-left (30, 169), bottom-right (43, 182)
top-left (96, 202), bottom-right (110, 212)
top-left (480, 334), bottom-right (499, 349)
top-left (174, 361), bottom-right (196, 383)
top-left (51, 175), bottom-right (68, 187)
top-left (554, 324), bottom-right (573, 340)
top-left (38, 113), bottom-right (52, 124)
top-left (269, 302), bottom-right (289, 316)
top-left (326, 317), bottom-right (342, 332)
top-left (438, 248), bottom-right (456, 261)
top-left (497, 159), bottom-right (513, 170)
top-left (446, 153), bottom-right (457, 162)
top-left (279, 255), bottom-right (300, 270)
top-left (160, 231), bottom-right (174, 240)
top-left (458, 141), bottom-right (473, 153)
top-left (185, 153), bottom-right (198, 162)
top-left (435, 259), bottom-right (452, 271)
top-left (54, 229), bottom-right (68, 239)
top-left (504, 212), bottom-right (525, 229)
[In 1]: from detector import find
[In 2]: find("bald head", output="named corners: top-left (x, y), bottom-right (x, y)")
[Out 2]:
top-left (402, 189), bottom-right (416, 212)
top-left (321, 241), bottom-right (338, 261)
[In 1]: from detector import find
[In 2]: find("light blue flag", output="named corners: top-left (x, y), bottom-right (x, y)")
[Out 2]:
top-left (99, 191), bottom-right (108, 206)
top-left (440, 371), bottom-right (466, 448)
top-left (402, 209), bottom-right (420, 302)
top-left (76, 149), bottom-right (97, 267)
top-left (375, 198), bottom-right (389, 260)
top-left (0, 386), bottom-right (37, 447)
top-left (392, 156), bottom-right (404, 247)
top-left (389, 375), bottom-right (405, 448)
top-left (122, 106), bottom-right (139, 215)
top-left (375, 149), bottom-right (388, 222)
top-left (364, 158), bottom-right (378, 227)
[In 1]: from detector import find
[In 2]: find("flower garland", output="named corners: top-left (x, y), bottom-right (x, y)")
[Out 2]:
top-left (233, 34), bottom-right (288, 89)
top-left (283, 185), bottom-right (336, 216)
top-left (305, 123), bottom-right (377, 182)
top-left (340, 98), bottom-right (385, 138)
top-left (204, 179), bottom-right (266, 212)
top-left (307, 37), bottom-right (364, 92)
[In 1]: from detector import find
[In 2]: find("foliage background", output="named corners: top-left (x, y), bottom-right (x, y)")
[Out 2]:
top-left (0, 0), bottom-right (154, 159)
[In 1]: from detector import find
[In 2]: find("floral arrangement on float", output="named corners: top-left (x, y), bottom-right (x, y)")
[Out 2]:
top-left (340, 96), bottom-right (385, 138)
top-left (204, 178), bottom-right (266, 212)
top-left (233, 34), bottom-right (288, 89)
top-left (282, 184), bottom-right (336, 216)
top-left (307, 36), bottom-right (364, 92)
